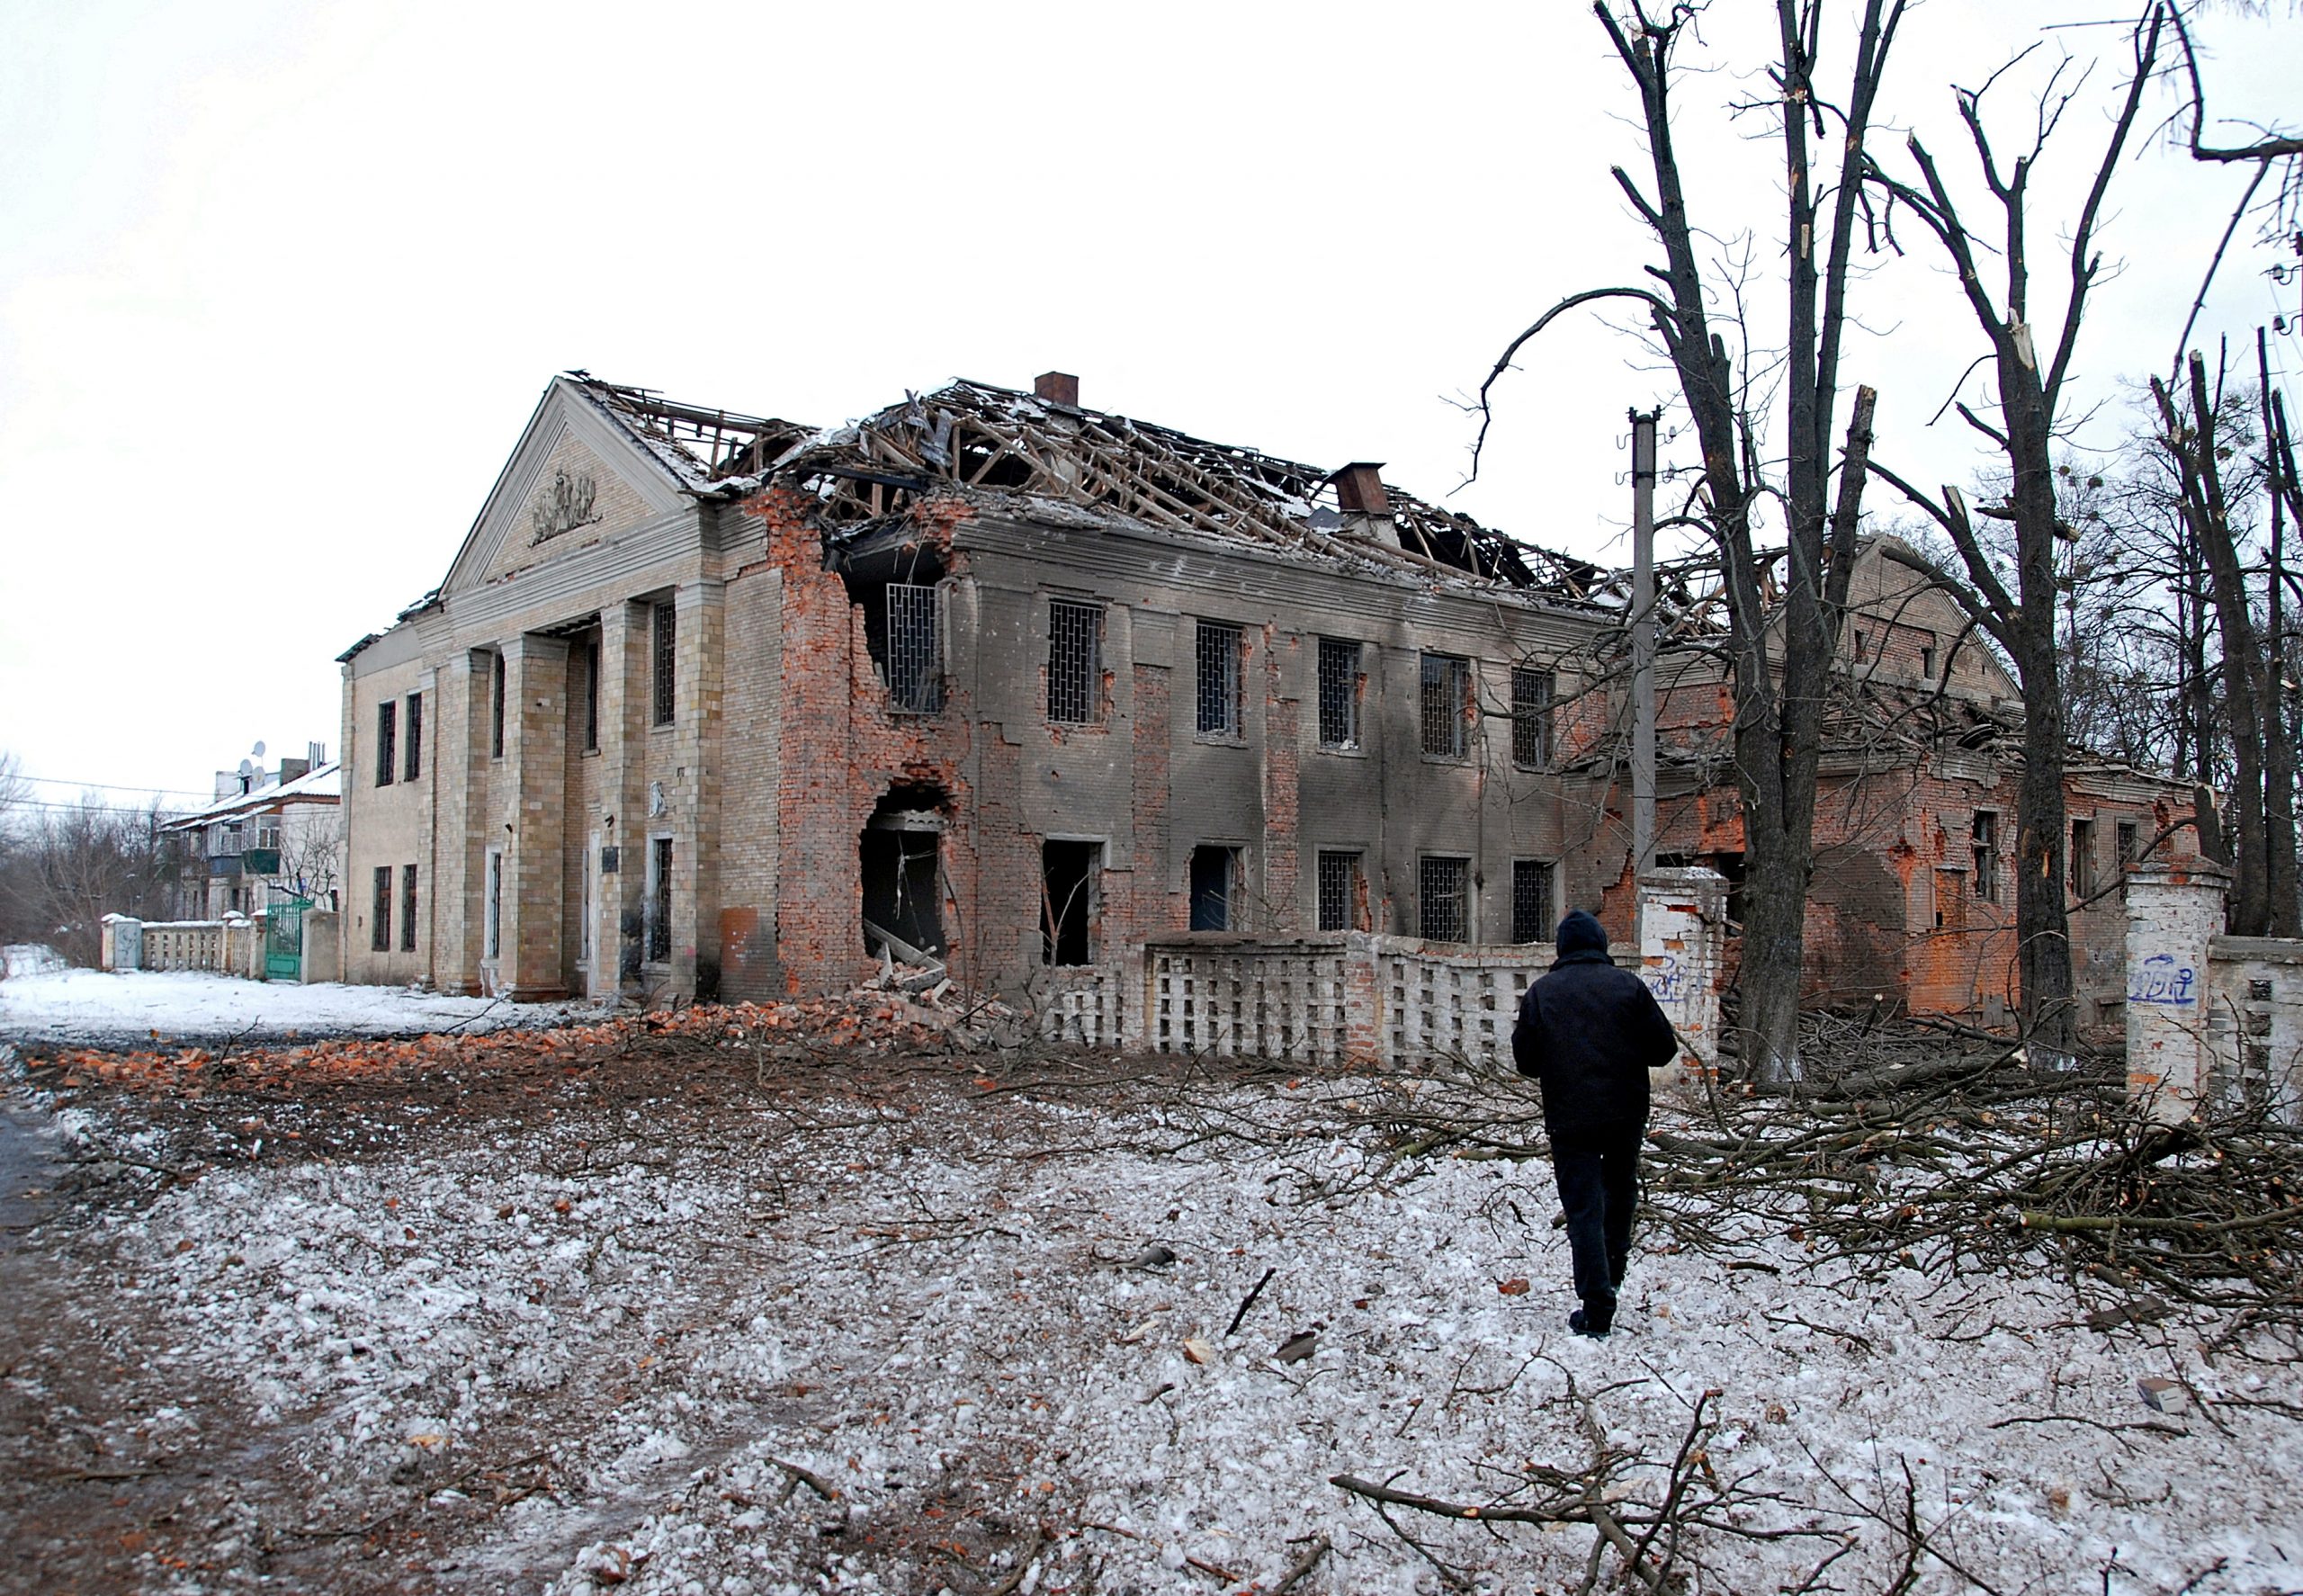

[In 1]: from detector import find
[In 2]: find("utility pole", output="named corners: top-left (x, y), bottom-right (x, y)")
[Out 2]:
top-left (1630, 408), bottom-right (1659, 894)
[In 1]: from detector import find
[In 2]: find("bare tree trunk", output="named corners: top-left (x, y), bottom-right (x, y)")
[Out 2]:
top-left (2262, 333), bottom-right (2300, 935)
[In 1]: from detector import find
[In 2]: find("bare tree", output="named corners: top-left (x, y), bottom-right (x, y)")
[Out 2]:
top-left (1475, 0), bottom-right (1906, 1081)
top-left (1864, 8), bottom-right (2167, 1058)
top-left (0, 795), bottom-right (181, 967)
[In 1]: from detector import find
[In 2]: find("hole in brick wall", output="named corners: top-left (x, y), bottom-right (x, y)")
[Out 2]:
top-left (834, 533), bottom-right (945, 707)
top-left (862, 784), bottom-right (948, 960)
top-left (1042, 840), bottom-right (1101, 965)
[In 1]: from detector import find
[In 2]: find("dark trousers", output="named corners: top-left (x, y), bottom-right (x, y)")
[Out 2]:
top-left (1550, 1128), bottom-right (1643, 1309)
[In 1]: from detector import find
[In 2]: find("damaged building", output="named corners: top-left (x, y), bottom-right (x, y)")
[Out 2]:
top-left (339, 372), bottom-right (1626, 1013)
top-left (338, 370), bottom-right (2193, 1037)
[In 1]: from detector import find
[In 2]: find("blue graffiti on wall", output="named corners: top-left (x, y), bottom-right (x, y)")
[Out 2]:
top-left (2128, 953), bottom-right (2199, 1008)
top-left (1642, 955), bottom-right (1684, 1006)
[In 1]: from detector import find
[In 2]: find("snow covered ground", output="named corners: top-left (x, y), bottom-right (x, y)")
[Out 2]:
top-left (0, 955), bottom-right (598, 1048)
top-left (12, 1045), bottom-right (2301, 1596)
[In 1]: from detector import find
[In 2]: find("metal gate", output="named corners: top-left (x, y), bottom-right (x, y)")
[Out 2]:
top-left (266, 897), bottom-right (309, 982)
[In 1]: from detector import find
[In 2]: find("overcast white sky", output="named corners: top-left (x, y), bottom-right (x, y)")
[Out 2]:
top-left (1, 0), bottom-right (2296, 810)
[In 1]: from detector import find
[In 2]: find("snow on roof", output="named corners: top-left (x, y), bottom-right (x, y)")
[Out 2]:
top-left (160, 762), bottom-right (341, 830)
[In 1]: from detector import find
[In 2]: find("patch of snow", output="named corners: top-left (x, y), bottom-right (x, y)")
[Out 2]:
top-left (0, 967), bottom-right (602, 1047)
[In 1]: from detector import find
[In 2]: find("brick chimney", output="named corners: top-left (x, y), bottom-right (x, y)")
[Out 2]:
top-left (1331, 462), bottom-right (1389, 515)
top-left (1034, 371), bottom-right (1080, 408)
top-left (1328, 462), bottom-right (1400, 547)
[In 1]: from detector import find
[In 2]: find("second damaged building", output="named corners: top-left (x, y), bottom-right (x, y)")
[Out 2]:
top-left (339, 372), bottom-right (1622, 1017)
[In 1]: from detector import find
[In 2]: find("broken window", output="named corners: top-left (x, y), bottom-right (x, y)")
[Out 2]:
top-left (1420, 654), bottom-right (1471, 759)
top-left (375, 699), bottom-right (396, 788)
top-left (1196, 621), bottom-right (1243, 738)
top-left (400, 864), bottom-right (417, 953)
top-left (1511, 859), bottom-right (1555, 944)
top-left (884, 583), bottom-right (944, 713)
top-left (2070, 818), bottom-right (2095, 900)
top-left (651, 601), bottom-right (677, 726)
top-left (1316, 638), bottom-right (1362, 749)
top-left (1420, 856), bottom-right (1471, 942)
top-left (1041, 840), bottom-right (1101, 965)
top-left (647, 836), bottom-right (674, 960)
top-left (1511, 667), bottom-right (1554, 770)
top-left (489, 650), bottom-right (506, 758)
top-left (1189, 846), bottom-right (1241, 932)
top-left (1971, 811), bottom-right (1999, 902)
top-left (1047, 600), bottom-right (1104, 724)
top-left (1315, 850), bottom-right (1363, 933)
top-left (403, 692), bottom-right (422, 783)
top-left (1919, 641), bottom-right (1938, 679)
top-left (371, 866), bottom-right (392, 951)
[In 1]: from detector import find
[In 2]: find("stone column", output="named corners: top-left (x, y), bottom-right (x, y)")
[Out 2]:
top-left (1637, 866), bottom-right (1728, 1097)
top-left (596, 602), bottom-right (650, 999)
top-left (2126, 862), bottom-right (2229, 1122)
top-left (502, 633), bottom-right (569, 1000)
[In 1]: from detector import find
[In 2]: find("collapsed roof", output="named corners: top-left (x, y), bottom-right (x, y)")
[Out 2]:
top-left (571, 373), bottom-right (1612, 598)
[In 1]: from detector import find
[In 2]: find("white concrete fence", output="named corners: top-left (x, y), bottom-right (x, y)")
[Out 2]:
top-left (2125, 862), bottom-right (2303, 1122)
top-left (99, 909), bottom-right (341, 983)
top-left (1036, 869), bottom-right (1728, 1075)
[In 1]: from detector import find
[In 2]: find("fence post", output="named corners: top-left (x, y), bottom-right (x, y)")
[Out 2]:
top-left (1637, 867), bottom-right (1727, 1097)
top-left (2125, 861), bottom-right (2229, 1122)
top-left (101, 915), bottom-right (143, 972)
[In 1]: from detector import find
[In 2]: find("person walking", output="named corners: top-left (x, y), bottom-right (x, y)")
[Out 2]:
top-left (1511, 910), bottom-right (1680, 1339)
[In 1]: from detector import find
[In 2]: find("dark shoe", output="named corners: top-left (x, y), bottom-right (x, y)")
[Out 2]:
top-left (1568, 1303), bottom-right (1614, 1339)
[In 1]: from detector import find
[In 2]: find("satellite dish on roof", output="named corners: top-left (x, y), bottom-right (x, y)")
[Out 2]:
top-left (237, 758), bottom-right (255, 777)
top-left (252, 740), bottom-right (266, 759)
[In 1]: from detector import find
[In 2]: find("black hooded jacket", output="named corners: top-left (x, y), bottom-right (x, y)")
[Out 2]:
top-left (1511, 910), bottom-right (1680, 1142)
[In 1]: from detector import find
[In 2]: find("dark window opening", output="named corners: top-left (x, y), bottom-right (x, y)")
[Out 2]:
top-left (2117, 820), bottom-right (2139, 865)
top-left (1041, 840), bottom-right (1101, 965)
top-left (1196, 621), bottom-right (1243, 738)
top-left (648, 836), bottom-right (674, 961)
top-left (579, 639), bottom-right (600, 751)
top-left (484, 852), bottom-right (503, 959)
top-left (1972, 811), bottom-right (1999, 902)
top-left (1420, 856), bottom-right (1471, 942)
top-left (399, 864), bottom-right (417, 952)
top-left (375, 700), bottom-right (396, 787)
top-left (2070, 818), bottom-right (2095, 899)
top-left (1919, 641), bottom-right (1938, 679)
top-left (1511, 667), bottom-right (1554, 770)
top-left (1048, 600), bottom-right (1104, 724)
top-left (1316, 638), bottom-right (1363, 749)
top-left (371, 865), bottom-right (392, 951)
top-left (841, 542), bottom-right (948, 714)
top-left (1420, 653), bottom-right (1471, 758)
top-left (1189, 846), bottom-right (1240, 932)
top-left (651, 601), bottom-right (677, 726)
top-left (489, 650), bottom-right (506, 758)
top-left (1316, 850), bottom-right (1362, 933)
top-left (403, 693), bottom-right (422, 783)
top-left (1511, 859), bottom-right (1555, 944)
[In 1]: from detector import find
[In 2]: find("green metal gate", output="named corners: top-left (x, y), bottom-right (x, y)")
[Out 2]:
top-left (266, 896), bottom-right (309, 982)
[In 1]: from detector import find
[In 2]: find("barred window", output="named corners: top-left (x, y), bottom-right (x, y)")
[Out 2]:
top-left (886, 583), bottom-right (944, 713)
top-left (1511, 859), bottom-right (1555, 944)
top-left (1196, 621), bottom-right (1243, 738)
top-left (648, 837), bottom-right (674, 960)
top-left (1511, 667), bottom-right (1554, 770)
top-left (374, 699), bottom-right (396, 787)
top-left (403, 693), bottom-right (423, 783)
top-left (1316, 850), bottom-right (1362, 933)
top-left (1972, 811), bottom-right (1999, 902)
top-left (1420, 653), bottom-right (1471, 758)
top-left (400, 864), bottom-right (417, 953)
top-left (1316, 638), bottom-right (1362, 749)
top-left (371, 865), bottom-right (392, 951)
top-left (652, 601), bottom-right (677, 726)
top-left (2116, 820), bottom-right (2138, 865)
top-left (1048, 600), bottom-right (1103, 723)
top-left (1420, 856), bottom-right (1471, 942)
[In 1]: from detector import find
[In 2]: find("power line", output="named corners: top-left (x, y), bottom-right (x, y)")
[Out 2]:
top-left (17, 776), bottom-right (217, 798)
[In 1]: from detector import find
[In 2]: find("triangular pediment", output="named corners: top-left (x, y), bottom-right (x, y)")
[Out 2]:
top-left (440, 377), bottom-right (699, 596)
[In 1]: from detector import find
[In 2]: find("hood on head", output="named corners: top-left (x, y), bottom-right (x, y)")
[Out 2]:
top-left (1555, 910), bottom-right (1609, 958)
